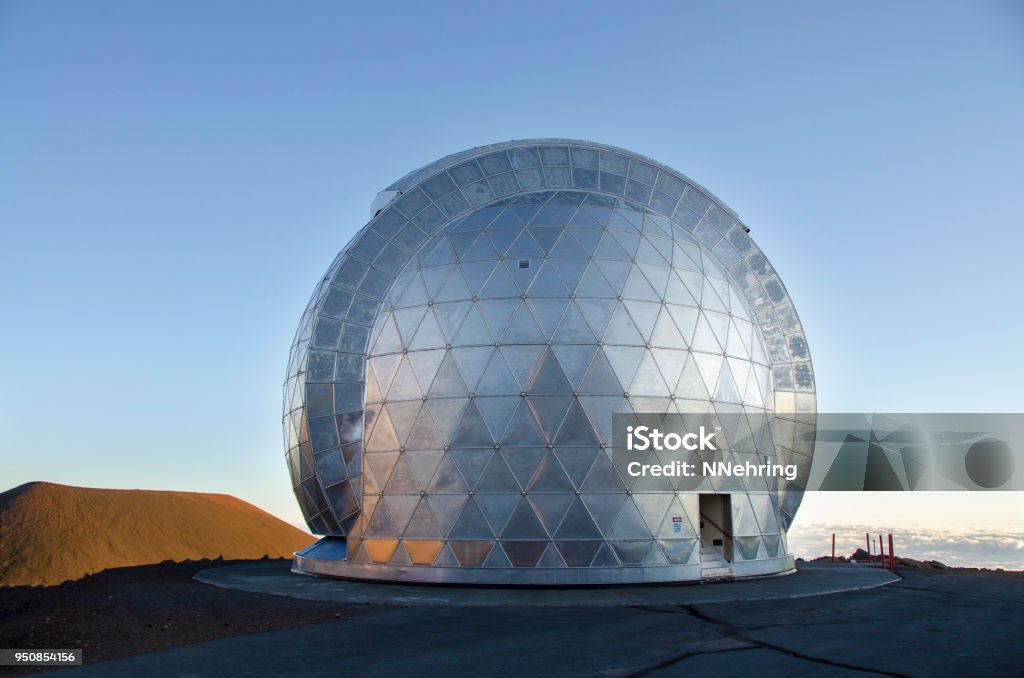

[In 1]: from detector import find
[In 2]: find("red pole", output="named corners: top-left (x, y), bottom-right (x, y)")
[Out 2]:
top-left (889, 534), bottom-right (894, 569)
top-left (832, 533), bottom-right (835, 563)
top-left (866, 533), bottom-right (871, 564)
top-left (879, 535), bottom-right (884, 568)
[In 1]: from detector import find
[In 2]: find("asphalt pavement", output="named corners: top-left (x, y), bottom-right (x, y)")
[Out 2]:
top-left (57, 564), bottom-right (1023, 677)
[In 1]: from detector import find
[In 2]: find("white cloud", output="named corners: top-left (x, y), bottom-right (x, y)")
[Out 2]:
top-left (788, 522), bottom-right (1024, 570)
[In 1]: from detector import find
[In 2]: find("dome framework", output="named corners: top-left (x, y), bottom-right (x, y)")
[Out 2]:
top-left (283, 140), bottom-right (815, 584)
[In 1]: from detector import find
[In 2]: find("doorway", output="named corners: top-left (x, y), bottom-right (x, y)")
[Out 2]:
top-left (698, 494), bottom-right (733, 561)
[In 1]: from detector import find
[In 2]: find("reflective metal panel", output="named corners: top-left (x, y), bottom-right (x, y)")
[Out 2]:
top-left (283, 140), bottom-right (815, 583)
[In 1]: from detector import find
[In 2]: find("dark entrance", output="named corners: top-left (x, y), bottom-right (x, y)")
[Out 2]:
top-left (698, 494), bottom-right (732, 561)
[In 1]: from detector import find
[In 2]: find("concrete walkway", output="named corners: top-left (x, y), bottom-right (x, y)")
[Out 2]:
top-left (59, 566), bottom-right (1024, 677)
top-left (194, 560), bottom-right (898, 607)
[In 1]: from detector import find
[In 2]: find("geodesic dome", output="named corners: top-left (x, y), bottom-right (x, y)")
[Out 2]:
top-left (283, 140), bottom-right (815, 584)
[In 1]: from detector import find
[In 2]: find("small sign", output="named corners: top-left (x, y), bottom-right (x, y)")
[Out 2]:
top-left (672, 516), bottom-right (682, 533)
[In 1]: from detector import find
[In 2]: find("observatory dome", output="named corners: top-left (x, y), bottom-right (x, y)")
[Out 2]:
top-left (283, 140), bottom-right (815, 583)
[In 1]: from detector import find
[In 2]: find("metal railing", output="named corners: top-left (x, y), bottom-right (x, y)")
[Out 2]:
top-left (699, 511), bottom-right (732, 547)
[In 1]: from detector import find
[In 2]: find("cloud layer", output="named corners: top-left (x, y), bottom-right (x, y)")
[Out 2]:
top-left (788, 523), bottom-right (1024, 570)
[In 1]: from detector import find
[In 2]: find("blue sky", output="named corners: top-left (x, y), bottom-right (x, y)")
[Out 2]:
top-left (2, 1), bottom-right (1022, 559)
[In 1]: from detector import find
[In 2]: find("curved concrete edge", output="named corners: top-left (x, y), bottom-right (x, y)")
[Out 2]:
top-left (194, 561), bottom-right (899, 608)
top-left (292, 551), bottom-right (796, 586)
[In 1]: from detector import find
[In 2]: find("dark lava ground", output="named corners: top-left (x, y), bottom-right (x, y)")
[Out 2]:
top-left (0, 559), bottom-right (372, 676)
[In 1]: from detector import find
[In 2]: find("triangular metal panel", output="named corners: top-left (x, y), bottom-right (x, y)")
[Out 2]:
top-left (452, 346), bottom-right (495, 392)
top-left (434, 268), bottom-right (473, 302)
top-left (537, 543), bottom-right (568, 567)
top-left (502, 302), bottom-right (547, 343)
top-left (527, 263), bottom-right (570, 296)
top-left (405, 449), bottom-right (444, 490)
top-left (732, 494), bottom-right (762, 537)
top-left (555, 540), bottom-right (603, 567)
top-left (383, 495), bottom-right (420, 533)
top-left (552, 303), bottom-right (597, 344)
top-left (609, 499), bottom-right (654, 539)
top-left (479, 263), bottom-right (520, 298)
top-left (475, 453), bottom-right (521, 493)
top-left (527, 395), bottom-right (572, 442)
top-left (499, 400), bottom-right (547, 447)
top-left (366, 407), bottom-right (400, 451)
top-left (554, 447), bottom-right (600, 488)
top-left (590, 543), bottom-right (620, 567)
top-left (603, 304), bottom-right (646, 345)
top-left (632, 493), bottom-right (673, 534)
top-left (578, 395), bottom-right (628, 446)
top-left (386, 400), bottom-right (422, 446)
top-left (394, 306), bottom-right (428, 345)
top-left (528, 493), bottom-right (575, 535)
top-left (664, 273), bottom-right (698, 308)
top-left (575, 263), bottom-right (617, 298)
top-left (452, 305), bottom-right (494, 346)
top-left (500, 345), bottom-right (546, 390)
top-left (527, 298), bottom-right (570, 339)
top-left (528, 350), bottom-right (573, 394)
top-left (502, 447), bottom-right (546, 488)
top-left (387, 358), bottom-right (423, 401)
top-left (621, 266), bottom-right (660, 301)
top-left (404, 499), bottom-right (443, 538)
top-left (594, 259), bottom-right (632, 293)
top-left (481, 543), bottom-right (512, 568)
top-left (554, 399), bottom-right (602, 446)
top-left (476, 493), bottom-right (521, 535)
top-left (610, 540), bottom-right (650, 565)
top-left (426, 494), bottom-right (469, 535)
top-left (658, 538), bottom-right (697, 565)
top-left (449, 498), bottom-right (495, 539)
top-left (449, 448), bottom-right (491, 488)
top-left (449, 540), bottom-right (493, 566)
top-left (432, 543), bottom-right (460, 567)
top-left (551, 257), bottom-right (589, 292)
top-left (450, 400), bottom-right (496, 448)
top-left (409, 308), bottom-right (447, 350)
top-left (642, 541), bottom-right (670, 566)
top-left (428, 352), bottom-right (469, 397)
top-left (364, 500), bottom-right (398, 537)
top-left (553, 497), bottom-right (603, 539)
top-left (604, 345), bottom-right (645, 390)
top-left (630, 350), bottom-right (671, 397)
top-left (433, 301), bottom-right (472, 342)
top-left (427, 452), bottom-right (469, 494)
top-left (500, 498), bottom-right (549, 539)
top-left (503, 541), bottom-right (548, 567)
top-left (475, 396), bottom-right (520, 441)
top-left (476, 351), bottom-right (520, 396)
top-left (528, 453), bottom-right (575, 493)
top-left (425, 397), bottom-right (468, 446)
top-left (581, 491), bottom-right (626, 532)
top-left (384, 455), bottom-right (419, 493)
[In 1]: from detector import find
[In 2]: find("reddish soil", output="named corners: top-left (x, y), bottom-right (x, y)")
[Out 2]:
top-left (0, 482), bottom-right (314, 587)
top-left (0, 559), bottom-right (371, 676)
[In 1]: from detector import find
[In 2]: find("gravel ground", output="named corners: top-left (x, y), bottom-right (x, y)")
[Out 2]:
top-left (0, 559), bottom-right (372, 676)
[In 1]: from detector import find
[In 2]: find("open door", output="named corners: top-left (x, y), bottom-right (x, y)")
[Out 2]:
top-left (698, 494), bottom-right (733, 562)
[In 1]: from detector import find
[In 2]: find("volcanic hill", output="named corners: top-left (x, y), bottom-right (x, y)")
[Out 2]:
top-left (0, 482), bottom-right (313, 587)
